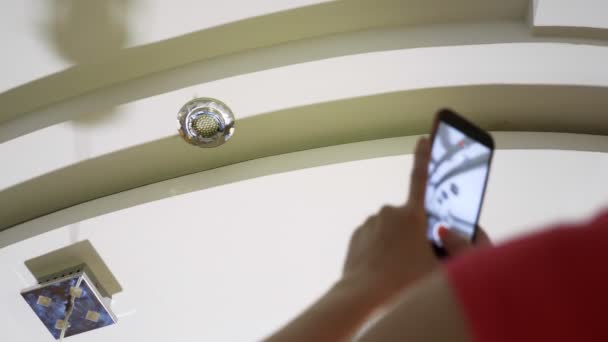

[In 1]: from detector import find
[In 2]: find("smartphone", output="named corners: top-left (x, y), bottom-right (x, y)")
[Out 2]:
top-left (425, 109), bottom-right (494, 258)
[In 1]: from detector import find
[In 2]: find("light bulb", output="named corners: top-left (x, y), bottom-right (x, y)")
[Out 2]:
top-left (177, 98), bottom-right (235, 148)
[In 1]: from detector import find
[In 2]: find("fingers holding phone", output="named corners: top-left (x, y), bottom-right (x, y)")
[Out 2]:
top-left (340, 109), bottom-right (495, 304)
top-left (425, 109), bottom-right (495, 258)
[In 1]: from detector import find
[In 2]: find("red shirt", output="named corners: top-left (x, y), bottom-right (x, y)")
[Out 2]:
top-left (446, 211), bottom-right (608, 342)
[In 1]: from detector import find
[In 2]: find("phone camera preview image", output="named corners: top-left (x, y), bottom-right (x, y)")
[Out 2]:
top-left (425, 121), bottom-right (491, 249)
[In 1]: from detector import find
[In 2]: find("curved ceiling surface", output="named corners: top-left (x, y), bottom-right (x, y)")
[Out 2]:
top-left (1, 1), bottom-right (608, 244)
top-left (2, 2), bottom-right (608, 341)
top-left (0, 0), bottom-right (528, 125)
top-left (3, 0), bottom-right (608, 130)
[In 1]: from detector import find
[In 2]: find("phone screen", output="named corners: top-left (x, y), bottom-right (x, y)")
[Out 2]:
top-left (425, 120), bottom-right (492, 247)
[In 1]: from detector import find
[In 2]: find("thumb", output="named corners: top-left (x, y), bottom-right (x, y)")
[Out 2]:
top-left (439, 227), bottom-right (472, 256)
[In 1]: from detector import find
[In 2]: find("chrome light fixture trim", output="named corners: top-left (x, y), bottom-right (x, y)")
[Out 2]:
top-left (177, 98), bottom-right (235, 148)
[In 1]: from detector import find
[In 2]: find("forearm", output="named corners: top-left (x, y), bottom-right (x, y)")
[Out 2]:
top-left (264, 276), bottom-right (384, 342)
top-left (358, 271), bottom-right (469, 342)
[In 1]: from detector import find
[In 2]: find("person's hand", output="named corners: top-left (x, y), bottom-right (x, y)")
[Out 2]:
top-left (341, 137), bottom-right (491, 304)
top-left (265, 137), bottom-right (492, 342)
top-left (342, 137), bottom-right (435, 302)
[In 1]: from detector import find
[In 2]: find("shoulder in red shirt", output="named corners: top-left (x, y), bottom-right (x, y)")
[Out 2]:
top-left (446, 211), bottom-right (608, 342)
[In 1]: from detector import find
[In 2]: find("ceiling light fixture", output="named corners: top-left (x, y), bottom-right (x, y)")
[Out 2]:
top-left (177, 97), bottom-right (236, 148)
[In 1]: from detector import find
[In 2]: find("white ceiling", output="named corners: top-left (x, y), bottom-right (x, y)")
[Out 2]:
top-left (1, 142), bottom-right (608, 341)
top-left (2, 1), bottom-right (608, 341)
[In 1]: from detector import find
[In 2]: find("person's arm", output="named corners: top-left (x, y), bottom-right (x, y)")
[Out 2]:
top-left (265, 138), bottom-right (488, 342)
top-left (267, 269), bottom-right (474, 342)
top-left (264, 275), bottom-right (384, 342)
top-left (357, 225), bottom-right (491, 341)
top-left (265, 137), bottom-right (433, 341)
top-left (358, 270), bottom-right (470, 342)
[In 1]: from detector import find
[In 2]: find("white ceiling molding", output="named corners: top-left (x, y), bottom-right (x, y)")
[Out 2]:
top-left (0, 0), bottom-right (529, 127)
top-left (7, 20), bottom-right (608, 144)
top-left (0, 0), bottom-right (331, 94)
top-left (5, 19), bottom-right (608, 142)
top-left (3, 41), bottom-right (608, 191)
top-left (1, 132), bottom-right (606, 249)
top-left (532, 0), bottom-right (608, 40)
top-left (2, 39), bottom-right (608, 230)
top-left (1, 83), bottom-right (608, 233)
